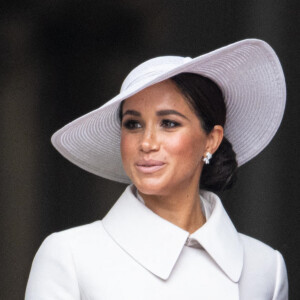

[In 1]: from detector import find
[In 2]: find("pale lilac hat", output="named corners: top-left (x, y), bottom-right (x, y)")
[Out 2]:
top-left (51, 39), bottom-right (286, 183)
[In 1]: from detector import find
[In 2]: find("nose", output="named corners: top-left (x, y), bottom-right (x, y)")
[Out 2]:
top-left (140, 125), bottom-right (159, 153)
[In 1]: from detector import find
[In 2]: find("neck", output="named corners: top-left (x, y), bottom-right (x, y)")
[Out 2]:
top-left (138, 184), bottom-right (206, 234)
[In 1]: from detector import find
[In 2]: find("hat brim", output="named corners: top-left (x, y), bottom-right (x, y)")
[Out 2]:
top-left (51, 39), bottom-right (286, 184)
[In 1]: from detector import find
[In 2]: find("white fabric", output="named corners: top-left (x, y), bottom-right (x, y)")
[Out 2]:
top-left (50, 39), bottom-right (286, 183)
top-left (136, 188), bottom-right (207, 249)
top-left (25, 185), bottom-right (288, 299)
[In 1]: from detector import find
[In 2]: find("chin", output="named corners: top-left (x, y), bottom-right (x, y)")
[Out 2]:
top-left (133, 177), bottom-right (172, 196)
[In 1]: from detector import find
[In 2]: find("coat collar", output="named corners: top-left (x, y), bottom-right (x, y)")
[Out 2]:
top-left (102, 185), bottom-right (243, 282)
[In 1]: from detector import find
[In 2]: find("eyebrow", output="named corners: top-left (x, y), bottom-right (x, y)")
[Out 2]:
top-left (122, 109), bottom-right (189, 120)
top-left (122, 110), bottom-right (141, 117)
top-left (156, 109), bottom-right (188, 120)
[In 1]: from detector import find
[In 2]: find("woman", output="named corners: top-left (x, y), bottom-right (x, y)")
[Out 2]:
top-left (25, 39), bottom-right (288, 299)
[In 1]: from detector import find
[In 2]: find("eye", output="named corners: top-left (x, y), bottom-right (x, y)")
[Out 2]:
top-left (122, 119), bottom-right (142, 130)
top-left (161, 119), bottom-right (181, 128)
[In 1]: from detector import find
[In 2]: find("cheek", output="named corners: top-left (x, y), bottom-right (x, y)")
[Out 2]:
top-left (164, 133), bottom-right (204, 164)
top-left (120, 133), bottom-right (136, 165)
top-left (120, 134), bottom-right (129, 162)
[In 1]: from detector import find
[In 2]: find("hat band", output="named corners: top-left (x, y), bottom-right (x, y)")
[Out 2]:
top-left (122, 70), bottom-right (164, 92)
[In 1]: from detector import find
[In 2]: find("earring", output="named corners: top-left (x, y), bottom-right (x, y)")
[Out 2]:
top-left (203, 152), bottom-right (212, 164)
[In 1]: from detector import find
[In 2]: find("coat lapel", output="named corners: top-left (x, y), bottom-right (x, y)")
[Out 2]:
top-left (190, 190), bottom-right (244, 282)
top-left (102, 185), bottom-right (189, 280)
top-left (102, 185), bottom-right (243, 285)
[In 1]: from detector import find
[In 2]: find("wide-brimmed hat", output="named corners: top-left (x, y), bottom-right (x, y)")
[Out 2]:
top-left (51, 39), bottom-right (286, 184)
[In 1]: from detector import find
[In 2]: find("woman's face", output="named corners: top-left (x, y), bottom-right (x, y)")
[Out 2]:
top-left (120, 79), bottom-right (211, 196)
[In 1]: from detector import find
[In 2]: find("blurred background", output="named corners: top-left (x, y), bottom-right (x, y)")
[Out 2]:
top-left (0, 0), bottom-right (299, 299)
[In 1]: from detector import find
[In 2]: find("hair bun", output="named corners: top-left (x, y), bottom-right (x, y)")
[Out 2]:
top-left (200, 137), bottom-right (238, 192)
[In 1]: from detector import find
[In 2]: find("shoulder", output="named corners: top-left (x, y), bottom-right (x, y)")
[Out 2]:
top-left (25, 221), bottom-right (110, 299)
top-left (45, 220), bottom-right (106, 242)
top-left (238, 233), bottom-right (288, 300)
top-left (239, 233), bottom-right (278, 267)
top-left (37, 220), bottom-right (112, 258)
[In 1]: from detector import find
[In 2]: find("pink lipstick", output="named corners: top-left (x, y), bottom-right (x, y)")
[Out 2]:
top-left (135, 159), bottom-right (166, 174)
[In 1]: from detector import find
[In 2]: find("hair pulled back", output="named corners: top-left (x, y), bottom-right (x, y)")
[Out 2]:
top-left (170, 73), bottom-right (237, 192)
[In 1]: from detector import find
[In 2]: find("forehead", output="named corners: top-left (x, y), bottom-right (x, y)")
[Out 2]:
top-left (122, 79), bottom-right (191, 112)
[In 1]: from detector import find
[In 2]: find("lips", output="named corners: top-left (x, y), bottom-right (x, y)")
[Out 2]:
top-left (135, 159), bottom-right (166, 174)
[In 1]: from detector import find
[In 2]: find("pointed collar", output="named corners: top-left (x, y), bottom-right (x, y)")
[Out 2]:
top-left (102, 185), bottom-right (243, 282)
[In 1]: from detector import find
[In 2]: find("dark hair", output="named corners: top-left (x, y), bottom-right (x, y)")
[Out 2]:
top-left (170, 73), bottom-right (237, 192)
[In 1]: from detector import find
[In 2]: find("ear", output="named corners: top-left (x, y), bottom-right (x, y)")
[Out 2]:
top-left (205, 125), bottom-right (224, 155)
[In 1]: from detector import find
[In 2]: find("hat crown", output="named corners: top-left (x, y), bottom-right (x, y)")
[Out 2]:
top-left (120, 56), bottom-right (192, 92)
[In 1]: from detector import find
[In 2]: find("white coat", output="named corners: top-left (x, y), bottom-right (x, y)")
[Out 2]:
top-left (25, 185), bottom-right (288, 299)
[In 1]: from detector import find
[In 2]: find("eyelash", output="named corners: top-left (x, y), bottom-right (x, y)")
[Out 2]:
top-left (122, 120), bottom-right (142, 130)
top-left (161, 119), bottom-right (181, 128)
top-left (122, 119), bottom-right (181, 130)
